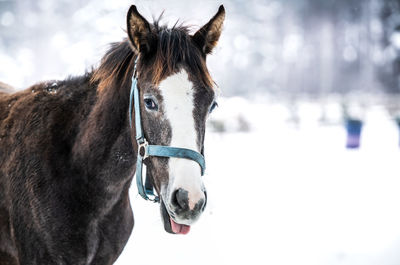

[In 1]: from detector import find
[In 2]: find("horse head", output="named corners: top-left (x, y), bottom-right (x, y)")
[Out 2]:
top-left (126, 5), bottom-right (225, 234)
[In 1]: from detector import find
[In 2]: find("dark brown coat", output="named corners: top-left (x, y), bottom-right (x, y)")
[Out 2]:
top-left (0, 5), bottom-right (225, 265)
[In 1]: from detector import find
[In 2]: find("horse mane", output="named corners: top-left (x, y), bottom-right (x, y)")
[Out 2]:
top-left (91, 20), bottom-right (214, 92)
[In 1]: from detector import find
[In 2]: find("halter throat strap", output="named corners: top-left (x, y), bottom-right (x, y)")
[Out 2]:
top-left (129, 58), bottom-right (206, 202)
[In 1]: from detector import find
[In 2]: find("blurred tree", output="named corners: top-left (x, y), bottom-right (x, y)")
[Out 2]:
top-left (378, 0), bottom-right (400, 94)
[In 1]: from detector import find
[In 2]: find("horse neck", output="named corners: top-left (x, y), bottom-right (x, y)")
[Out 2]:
top-left (72, 77), bottom-right (137, 186)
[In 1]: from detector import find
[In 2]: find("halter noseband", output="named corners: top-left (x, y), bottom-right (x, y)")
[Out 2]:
top-left (129, 58), bottom-right (206, 203)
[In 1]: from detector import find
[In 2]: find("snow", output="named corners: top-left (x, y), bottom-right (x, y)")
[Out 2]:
top-left (116, 98), bottom-right (400, 265)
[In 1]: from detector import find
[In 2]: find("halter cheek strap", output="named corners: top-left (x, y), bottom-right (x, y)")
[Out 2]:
top-left (129, 58), bottom-right (206, 202)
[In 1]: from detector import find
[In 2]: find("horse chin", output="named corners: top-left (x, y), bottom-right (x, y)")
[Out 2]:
top-left (160, 198), bottom-right (191, 235)
top-left (160, 199), bottom-right (174, 234)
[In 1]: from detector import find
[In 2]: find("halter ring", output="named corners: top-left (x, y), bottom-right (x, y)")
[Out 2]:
top-left (138, 139), bottom-right (149, 159)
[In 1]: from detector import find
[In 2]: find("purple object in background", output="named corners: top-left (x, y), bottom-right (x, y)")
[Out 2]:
top-left (345, 119), bottom-right (363, 149)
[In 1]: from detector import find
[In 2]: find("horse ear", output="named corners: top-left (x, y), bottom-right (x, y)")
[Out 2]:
top-left (192, 5), bottom-right (225, 55)
top-left (127, 5), bottom-right (152, 54)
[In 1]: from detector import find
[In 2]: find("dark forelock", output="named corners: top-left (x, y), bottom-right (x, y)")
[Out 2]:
top-left (92, 19), bottom-right (214, 92)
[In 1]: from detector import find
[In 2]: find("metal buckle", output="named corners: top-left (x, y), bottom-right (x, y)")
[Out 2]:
top-left (138, 139), bottom-right (149, 159)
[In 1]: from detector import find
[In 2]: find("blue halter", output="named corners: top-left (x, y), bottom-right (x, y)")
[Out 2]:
top-left (129, 58), bottom-right (206, 202)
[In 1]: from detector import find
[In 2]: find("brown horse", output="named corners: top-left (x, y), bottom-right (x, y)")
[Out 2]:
top-left (0, 5), bottom-right (224, 265)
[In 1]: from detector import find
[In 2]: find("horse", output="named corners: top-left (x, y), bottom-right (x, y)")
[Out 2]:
top-left (0, 5), bottom-right (225, 265)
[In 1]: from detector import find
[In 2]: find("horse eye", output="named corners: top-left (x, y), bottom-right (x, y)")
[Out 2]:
top-left (209, 101), bottom-right (218, 113)
top-left (144, 98), bottom-right (158, 111)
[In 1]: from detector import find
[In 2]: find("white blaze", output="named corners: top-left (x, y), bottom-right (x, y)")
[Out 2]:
top-left (159, 70), bottom-right (205, 213)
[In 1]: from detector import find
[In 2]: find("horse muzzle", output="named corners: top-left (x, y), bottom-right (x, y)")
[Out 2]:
top-left (160, 188), bottom-right (207, 234)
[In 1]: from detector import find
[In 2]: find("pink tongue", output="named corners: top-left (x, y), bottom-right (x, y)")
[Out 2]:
top-left (170, 217), bottom-right (191, 235)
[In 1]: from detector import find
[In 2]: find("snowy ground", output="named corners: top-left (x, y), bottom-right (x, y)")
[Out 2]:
top-left (116, 98), bottom-right (400, 265)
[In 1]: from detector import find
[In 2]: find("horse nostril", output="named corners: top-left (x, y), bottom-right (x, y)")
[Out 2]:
top-left (202, 190), bottom-right (207, 211)
top-left (197, 198), bottom-right (206, 212)
top-left (171, 188), bottom-right (207, 213)
top-left (172, 188), bottom-right (189, 210)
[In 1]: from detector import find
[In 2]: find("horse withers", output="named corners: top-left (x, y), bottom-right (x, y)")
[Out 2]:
top-left (0, 5), bottom-right (224, 265)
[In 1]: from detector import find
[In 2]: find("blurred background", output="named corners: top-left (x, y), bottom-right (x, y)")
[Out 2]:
top-left (1, 0), bottom-right (400, 265)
